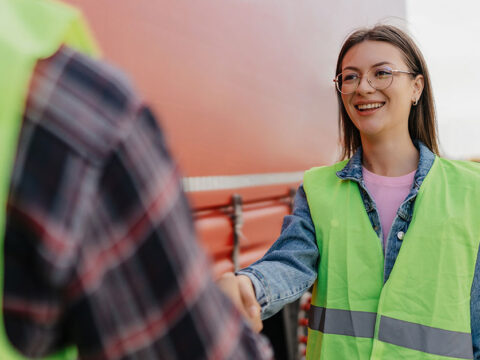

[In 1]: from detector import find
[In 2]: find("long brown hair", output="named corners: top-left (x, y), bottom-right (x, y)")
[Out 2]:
top-left (336, 25), bottom-right (439, 159)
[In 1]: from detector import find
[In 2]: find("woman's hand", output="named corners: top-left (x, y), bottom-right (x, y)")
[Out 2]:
top-left (217, 272), bottom-right (263, 333)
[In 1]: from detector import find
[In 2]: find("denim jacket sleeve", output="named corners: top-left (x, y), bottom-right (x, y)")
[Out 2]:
top-left (237, 185), bottom-right (318, 320)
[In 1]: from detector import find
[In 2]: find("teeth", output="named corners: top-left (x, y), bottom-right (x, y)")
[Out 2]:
top-left (357, 103), bottom-right (384, 110)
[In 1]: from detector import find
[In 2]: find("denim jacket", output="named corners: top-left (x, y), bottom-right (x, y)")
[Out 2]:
top-left (237, 141), bottom-right (480, 358)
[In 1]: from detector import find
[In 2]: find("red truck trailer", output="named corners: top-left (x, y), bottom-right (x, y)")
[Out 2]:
top-left (64, 1), bottom-right (406, 358)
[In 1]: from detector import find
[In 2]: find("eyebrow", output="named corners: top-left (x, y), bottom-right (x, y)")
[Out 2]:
top-left (342, 61), bottom-right (393, 72)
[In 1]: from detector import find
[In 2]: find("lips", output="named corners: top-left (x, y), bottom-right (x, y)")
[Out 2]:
top-left (354, 102), bottom-right (385, 111)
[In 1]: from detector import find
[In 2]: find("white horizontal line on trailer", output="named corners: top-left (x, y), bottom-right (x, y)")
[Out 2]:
top-left (182, 171), bottom-right (304, 192)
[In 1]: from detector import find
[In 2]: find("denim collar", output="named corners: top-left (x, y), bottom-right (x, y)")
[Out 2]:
top-left (336, 140), bottom-right (435, 189)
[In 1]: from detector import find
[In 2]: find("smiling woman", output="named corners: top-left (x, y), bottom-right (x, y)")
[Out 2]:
top-left (221, 24), bottom-right (480, 360)
top-left (335, 28), bottom-right (438, 162)
top-left (339, 41), bottom-right (424, 168)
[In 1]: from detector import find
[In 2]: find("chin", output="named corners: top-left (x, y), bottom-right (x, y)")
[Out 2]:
top-left (355, 122), bottom-right (387, 139)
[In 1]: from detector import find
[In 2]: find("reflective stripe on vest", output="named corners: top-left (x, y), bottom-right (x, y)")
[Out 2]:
top-left (309, 305), bottom-right (376, 338)
top-left (0, 0), bottom-right (98, 359)
top-left (309, 306), bottom-right (473, 359)
top-left (379, 315), bottom-right (472, 359)
top-left (303, 157), bottom-right (480, 360)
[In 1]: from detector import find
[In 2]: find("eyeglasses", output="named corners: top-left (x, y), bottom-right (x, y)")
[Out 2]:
top-left (333, 66), bottom-right (416, 94)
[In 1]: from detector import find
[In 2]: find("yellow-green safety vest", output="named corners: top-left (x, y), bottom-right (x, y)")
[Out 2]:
top-left (0, 0), bottom-right (98, 358)
top-left (303, 157), bottom-right (480, 359)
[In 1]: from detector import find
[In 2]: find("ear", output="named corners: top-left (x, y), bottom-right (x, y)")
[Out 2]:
top-left (413, 74), bottom-right (424, 101)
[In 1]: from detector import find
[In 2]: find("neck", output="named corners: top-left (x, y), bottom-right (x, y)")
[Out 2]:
top-left (361, 135), bottom-right (419, 177)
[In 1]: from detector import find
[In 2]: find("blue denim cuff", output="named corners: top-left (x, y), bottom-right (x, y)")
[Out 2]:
top-left (236, 268), bottom-right (270, 318)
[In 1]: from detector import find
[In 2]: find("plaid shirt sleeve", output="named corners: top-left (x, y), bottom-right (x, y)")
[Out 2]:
top-left (3, 46), bottom-right (273, 360)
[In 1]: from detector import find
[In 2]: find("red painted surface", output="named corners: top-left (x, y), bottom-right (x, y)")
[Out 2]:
top-left (64, 0), bottom-right (405, 274)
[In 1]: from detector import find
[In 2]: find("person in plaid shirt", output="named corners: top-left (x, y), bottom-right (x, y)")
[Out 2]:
top-left (3, 46), bottom-right (272, 360)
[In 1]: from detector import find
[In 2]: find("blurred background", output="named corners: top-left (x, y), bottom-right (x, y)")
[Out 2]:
top-left (407, 0), bottom-right (480, 160)
top-left (63, 0), bottom-right (479, 358)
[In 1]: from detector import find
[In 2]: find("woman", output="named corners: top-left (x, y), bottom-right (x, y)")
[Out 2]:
top-left (219, 25), bottom-right (480, 359)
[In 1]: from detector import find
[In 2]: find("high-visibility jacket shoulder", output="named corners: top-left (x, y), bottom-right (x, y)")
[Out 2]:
top-left (0, 0), bottom-right (98, 359)
top-left (303, 157), bottom-right (480, 360)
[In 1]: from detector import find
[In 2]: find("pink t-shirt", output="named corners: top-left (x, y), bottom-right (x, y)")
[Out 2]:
top-left (362, 166), bottom-right (416, 248)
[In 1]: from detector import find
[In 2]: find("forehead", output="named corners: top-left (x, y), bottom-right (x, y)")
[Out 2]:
top-left (341, 40), bottom-right (407, 71)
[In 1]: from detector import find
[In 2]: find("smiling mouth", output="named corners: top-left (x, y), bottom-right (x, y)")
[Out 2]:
top-left (355, 102), bottom-right (385, 111)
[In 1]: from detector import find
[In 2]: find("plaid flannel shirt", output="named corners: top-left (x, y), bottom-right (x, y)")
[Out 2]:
top-left (3, 46), bottom-right (272, 360)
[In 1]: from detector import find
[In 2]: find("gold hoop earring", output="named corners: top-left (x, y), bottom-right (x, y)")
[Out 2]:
top-left (412, 98), bottom-right (418, 106)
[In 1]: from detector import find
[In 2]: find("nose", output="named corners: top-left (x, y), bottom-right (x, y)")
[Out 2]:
top-left (355, 75), bottom-right (375, 95)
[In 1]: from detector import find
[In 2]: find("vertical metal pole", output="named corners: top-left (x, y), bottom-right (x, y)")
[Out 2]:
top-left (231, 194), bottom-right (243, 272)
top-left (289, 187), bottom-right (297, 213)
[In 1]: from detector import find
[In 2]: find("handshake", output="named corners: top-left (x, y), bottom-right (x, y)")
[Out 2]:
top-left (217, 272), bottom-right (263, 333)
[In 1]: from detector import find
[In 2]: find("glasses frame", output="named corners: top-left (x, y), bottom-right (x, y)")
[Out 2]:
top-left (333, 67), bottom-right (416, 94)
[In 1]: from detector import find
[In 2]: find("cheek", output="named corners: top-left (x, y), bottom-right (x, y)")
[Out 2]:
top-left (341, 94), bottom-right (349, 105)
top-left (389, 84), bottom-right (414, 108)
top-left (389, 91), bottom-right (413, 111)
top-left (341, 95), bottom-right (354, 113)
